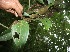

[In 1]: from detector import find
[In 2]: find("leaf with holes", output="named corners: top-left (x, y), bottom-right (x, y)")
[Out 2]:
top-left (11, 20), bottom-right (29, 48)
top-left (40, 18), bottom-right (52, 30)
top-left (37, 0), bottom-right (44, 4)
top-left (47, 0), bottom-right (54, 5)
top-left (0, 28), bottom-right (12, 41)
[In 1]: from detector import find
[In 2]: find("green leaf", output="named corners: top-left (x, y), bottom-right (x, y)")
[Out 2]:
top-left (40, 18), bottom-right (52, 30)
top-left (11, 20), bottom-right (29, 48)
top-left (47, 0), bottom-right (54, 5)
top-left (0, 28), bottom-right (12, 41)
top-left (37, 0), bottom-right (44, 4)
top-left (23, 12), bottom-right (30, 16)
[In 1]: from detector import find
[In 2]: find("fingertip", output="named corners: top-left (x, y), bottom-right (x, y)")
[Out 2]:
top-left (14, 12), bottom-right (18, 17)
top-left (19, 13), bottom-right (23, 17)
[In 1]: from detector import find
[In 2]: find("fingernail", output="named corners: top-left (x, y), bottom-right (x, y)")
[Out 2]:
top-left (15, 12), bottom-right (18, 17)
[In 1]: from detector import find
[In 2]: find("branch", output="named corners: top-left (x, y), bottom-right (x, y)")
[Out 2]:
top-left (29, 5), bottom-right (49, 18)
top-left (0, 23), bottom-right (8, 29)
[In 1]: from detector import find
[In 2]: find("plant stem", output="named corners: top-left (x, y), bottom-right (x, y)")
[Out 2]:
top-left (29, 0), bottom-right (30, 8)
top-left (0, 23), bottom-right (8, 29)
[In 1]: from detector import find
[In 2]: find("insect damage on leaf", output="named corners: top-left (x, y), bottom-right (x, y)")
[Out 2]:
top-left (13, 32), bottom-right (19, 39)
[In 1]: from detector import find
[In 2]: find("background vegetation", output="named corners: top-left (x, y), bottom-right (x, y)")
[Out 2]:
top-left (0, 0), bottom-right (70, 52)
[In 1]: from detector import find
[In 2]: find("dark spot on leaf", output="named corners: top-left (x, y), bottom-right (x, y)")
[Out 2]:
top-left (46, 21), bottom-right (47, 22)
top-left (13, 32), bottom-right (19, 39)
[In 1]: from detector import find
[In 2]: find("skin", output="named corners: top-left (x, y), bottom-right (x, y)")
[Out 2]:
top-left (0, 0), bottom-right (23, 17)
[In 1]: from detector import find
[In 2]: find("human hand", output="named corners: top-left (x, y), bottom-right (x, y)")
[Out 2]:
top-left (0, 0), bottom-right (23, 17)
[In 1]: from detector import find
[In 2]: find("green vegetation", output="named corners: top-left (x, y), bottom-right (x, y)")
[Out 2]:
top-left (0, 0), bottom-right (70, 52)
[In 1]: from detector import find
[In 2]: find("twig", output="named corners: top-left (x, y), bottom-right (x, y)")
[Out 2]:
top-left (0, 23), bottom-right (8, 29)
top-left (29, 0), bottom-right (30, 8)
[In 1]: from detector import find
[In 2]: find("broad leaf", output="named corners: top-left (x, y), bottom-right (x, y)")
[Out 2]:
top-left (11, 20), bottom-right (29, 48)
top-left (0, 28), bottom-right (12, 41)
top-left (40, 18), bottom-right (52, 30)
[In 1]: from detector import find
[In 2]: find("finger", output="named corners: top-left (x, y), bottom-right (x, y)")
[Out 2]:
top-left (6, 9), bottom-right (18, 17)
top-left (14, 0), bottom-right (23, 13)
top-left (14, 8), bottom-right (22, 17)
top-left (11, 3), bottom-right (22, 17)
top-left (6, 9), bottom-right (14, 13)
top-left (14, 11), bottom-right (18, 17)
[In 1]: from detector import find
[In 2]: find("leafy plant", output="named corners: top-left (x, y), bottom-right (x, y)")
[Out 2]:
top-left (0, 0), bottom-right (70, 52)
top-left (11, 20), bottom-right (29, 47)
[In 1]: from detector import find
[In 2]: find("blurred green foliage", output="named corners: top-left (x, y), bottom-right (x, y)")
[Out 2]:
top-left (0, 0), bottom-right (70, 52)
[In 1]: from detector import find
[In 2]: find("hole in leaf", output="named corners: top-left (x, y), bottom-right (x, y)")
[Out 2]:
top-left (13, 32), bottom-right (19, 39)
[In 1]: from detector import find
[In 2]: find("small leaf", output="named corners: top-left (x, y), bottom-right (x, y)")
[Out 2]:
top-left (11, 20), bottom-right (29, 48)
top-left (0, 28), bottom-right (12, 41)
top-left (40, 18), bottom-right (52, 30)
top-left (37, 0), bottom-right (44, 4)
top-left (23, 12), bottom-right (30, 16)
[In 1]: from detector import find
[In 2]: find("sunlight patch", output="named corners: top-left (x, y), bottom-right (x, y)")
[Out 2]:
top-left (67, 46), bottom-right (70, 52)
top-left (67, 20), bottom-right (70, 24)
